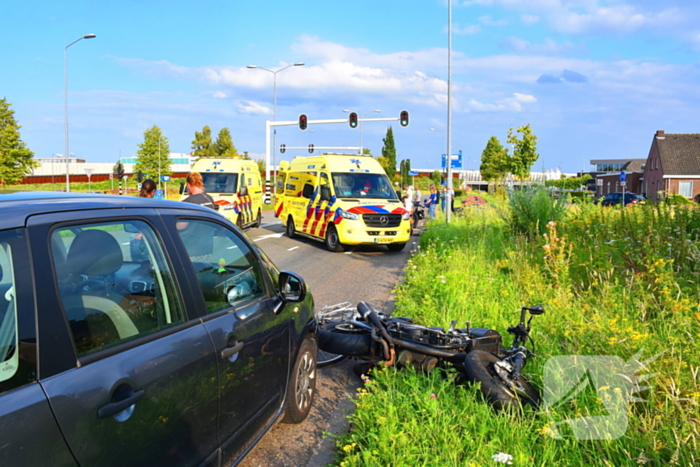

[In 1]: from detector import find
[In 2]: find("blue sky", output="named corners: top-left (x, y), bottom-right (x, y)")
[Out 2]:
top-left (2, 0), bottom-right (700, 173)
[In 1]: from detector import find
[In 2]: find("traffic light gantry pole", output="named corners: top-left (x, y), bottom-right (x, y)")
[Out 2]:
top-left (263, 115), bottom-right (402, 203)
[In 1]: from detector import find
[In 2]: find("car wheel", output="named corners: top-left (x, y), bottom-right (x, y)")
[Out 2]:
top-left (282, 337), bottom-right (317, 424)
top-left (286, 216), bottom-right (296, 238)
top-left (387, 242), bottom-right (406, 252)
top-left (253, 210), bottom-right (262, 229)
top-left (325, 224), bottom-right (344, 252)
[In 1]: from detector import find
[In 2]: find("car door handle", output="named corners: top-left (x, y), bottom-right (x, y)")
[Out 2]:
top-left (221, 341), bottom-right (244, 359)
top-left (97, 390), bottom-right (145, 419)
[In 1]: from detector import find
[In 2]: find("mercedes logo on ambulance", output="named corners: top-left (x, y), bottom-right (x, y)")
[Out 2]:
top-left (380, 216), bottom-right (389, 225)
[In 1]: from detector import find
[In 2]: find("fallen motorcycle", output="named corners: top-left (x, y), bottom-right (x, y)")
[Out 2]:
top-left (315, 301), bottom-right (544, 410)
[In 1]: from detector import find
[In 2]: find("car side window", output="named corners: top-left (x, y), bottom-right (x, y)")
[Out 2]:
top-left (0, 229), bottom-right (36, 395)
top-left (176, 219), bottom-right (265, 314)
top-left (51, 221), bottom-right (185, 357)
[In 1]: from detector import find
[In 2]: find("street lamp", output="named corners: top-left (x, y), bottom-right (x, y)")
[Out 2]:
top-left (64, 33), bottom-right (96, 192)
top-left (247, 62), bottom-right (305, 200)
top-left (343, 109), bottom-right (380, 154)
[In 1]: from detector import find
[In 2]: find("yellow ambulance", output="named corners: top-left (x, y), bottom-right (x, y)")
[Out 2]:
top-left (275, 153), bottom-right (411, 252)
top-left (181, 157), bottom-right (263, 230)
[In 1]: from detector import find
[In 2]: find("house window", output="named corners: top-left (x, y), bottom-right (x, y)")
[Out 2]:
top-left (679, 181), bottom-right (693, 198)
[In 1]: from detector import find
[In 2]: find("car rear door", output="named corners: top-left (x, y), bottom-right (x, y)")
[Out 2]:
top-left (169, 213), bottom-right (290, 462)
top-left (28, 210), bottom-right (221, 467)
top-left (0, 228), bottom-right (77, 466)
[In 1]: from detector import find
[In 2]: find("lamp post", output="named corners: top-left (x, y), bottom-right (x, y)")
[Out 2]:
top-left (344, 109), bottom-right (380, 154)
top-left (64, 33), bottom-right (96, 192)
top-left (247, 62), bottom-right (305, 200)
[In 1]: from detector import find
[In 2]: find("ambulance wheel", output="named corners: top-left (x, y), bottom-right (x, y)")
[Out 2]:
top-left (254, 210), bottom-right (262, 229)
top-left (286, 217), bottom-right (297, 239)
top-left (236, 215), bottom-right (244, 230)
top-left (387, 243), bottom-right (406, 252)
top-left (325, 224), bottom-right (344, 252)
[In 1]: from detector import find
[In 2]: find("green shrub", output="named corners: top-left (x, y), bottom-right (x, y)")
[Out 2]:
top-left (507, 187), bottom-right (569, 237)
top-left (665, 194), bottom-right (693, 205)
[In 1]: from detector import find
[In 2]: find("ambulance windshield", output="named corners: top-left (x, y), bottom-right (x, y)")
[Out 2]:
top-left (201, 173), bottom-right (239, 194)
top-left (331, 172), bottom-right (398, 200)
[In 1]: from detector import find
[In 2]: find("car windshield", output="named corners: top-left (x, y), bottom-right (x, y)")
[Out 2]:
top-left (202, 173), bottom-right (238, 194)
top-left (331, 172), bottom-right (398, 200)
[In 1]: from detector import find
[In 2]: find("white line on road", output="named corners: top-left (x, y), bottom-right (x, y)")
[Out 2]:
top-left (287, 246), bottom-right (299, 251)
top-left (253, 233), bottom-right (285, 242)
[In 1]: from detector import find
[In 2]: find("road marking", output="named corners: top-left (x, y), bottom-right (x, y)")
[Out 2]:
top-left (287, 246), bottom-right (299, 251)
top-left (260, 222), bottom-right (281, 228)
top-left (253, 233), bottom-right (284, 242)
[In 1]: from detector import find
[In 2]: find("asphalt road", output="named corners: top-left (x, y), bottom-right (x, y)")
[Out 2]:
top-left (236, 212), bottom-right (419, 467)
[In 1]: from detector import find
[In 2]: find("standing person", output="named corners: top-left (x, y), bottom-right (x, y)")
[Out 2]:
top-left (403, 184), bottom-right (414, 212)
top-left (139, 178), bottom-right (157, 199)
top-left (413, 186), bottom-right (422, 205)
top-left (182, 172), bottom-right (216, 210)
top-left (132, 178), bottom-right (158, 261)
top-left (441, 186), bottom-right (448, 213)
top-left (426, 184), bottom-right (439, 220)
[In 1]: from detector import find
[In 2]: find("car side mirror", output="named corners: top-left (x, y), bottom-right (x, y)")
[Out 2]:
top-left (320, 185), bottom-right (331, 201)
top-left (240, 185), bottom-right (249, 197)
top-left (274, 271), bottom-right (307, 313)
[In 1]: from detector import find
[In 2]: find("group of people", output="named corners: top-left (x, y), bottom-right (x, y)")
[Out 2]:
top-left (138, 172), bottom-right (216, 209)
top-left (402, 183), bottom-right (455, 222)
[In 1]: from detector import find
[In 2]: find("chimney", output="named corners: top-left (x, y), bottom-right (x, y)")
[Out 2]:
top-left (656, 130), bottom-right (665, 139)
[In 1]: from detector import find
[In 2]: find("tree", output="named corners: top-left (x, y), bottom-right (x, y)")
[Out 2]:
top-left (479, 136), bottom-right (510, 195)
top-left (507, 124), bottom-right (539, 185)
top-left (379, 126), bottom-right (397, 178)
top-left (0, 98), bottom-right (38, 188)
top-left (399, 159), bottom-right (411, 187)
top-left (215, 128), bottom-right (238, 158)
top-left (135, 125), bottom-right (171, 182)
top-left (430, 170), bottom-right (442, 186)
top-left (191, 125), bottom-right (216, 159)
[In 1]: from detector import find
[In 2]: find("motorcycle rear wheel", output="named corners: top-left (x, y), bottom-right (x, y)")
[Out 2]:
top-left (317, 322), bottom-right (372, 357)
top-left (463, 350), bottom-right (540, 410)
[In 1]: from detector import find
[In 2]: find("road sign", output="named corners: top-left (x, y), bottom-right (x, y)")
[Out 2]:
top-left (441, 153), bottom-right (462, 169)
top-left (620, 181), bottom-right (627, 187)
top-left (620, 171), bottom-right (626, 182)
top-left (596, 178), bottom-right (603, 186)
top-left (280, 144), bottom-right (286, 154)
top-left (308, 144), bottom-right (314, 154)
top-left (161, 175), bottom-right (170, 182)
top-left (408, 170), bottom-right (419, 176)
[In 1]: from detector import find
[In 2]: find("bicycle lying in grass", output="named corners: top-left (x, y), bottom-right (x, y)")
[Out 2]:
top-left (314, 301), bottom-right (545, 410)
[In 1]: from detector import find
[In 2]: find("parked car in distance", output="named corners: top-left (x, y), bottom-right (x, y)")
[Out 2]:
top-left (0, 191), bottom-right (317, 467)
top-left (597, 192), bottom-right (647, 206)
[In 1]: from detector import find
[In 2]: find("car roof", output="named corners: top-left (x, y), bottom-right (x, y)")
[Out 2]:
top-left (0, 191), bottom-right (215, 229)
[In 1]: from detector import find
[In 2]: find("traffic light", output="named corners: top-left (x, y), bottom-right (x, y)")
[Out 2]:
top-left (399, 110), bottom-right (409, 127)
top-left (298, 114), bottom-right (308, 131)
top-left (118, 169), bottom-right (125, 180)
top-left (348, 111), bottom-right (358, 129)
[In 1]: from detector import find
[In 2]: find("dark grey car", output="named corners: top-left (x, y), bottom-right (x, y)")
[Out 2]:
top-left (0, 192), bottom-right (317, 466)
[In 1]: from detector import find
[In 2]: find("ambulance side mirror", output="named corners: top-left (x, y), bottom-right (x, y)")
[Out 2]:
top-left (320, 185), bottom-right (331, 201)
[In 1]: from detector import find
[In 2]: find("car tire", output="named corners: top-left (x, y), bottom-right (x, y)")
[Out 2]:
top-left (282, 337), bottom-right (317, 424)
top-left (253, 210), bottom-right (262, 229)
top-left (463, 350), bottom-right (540, 411)
top-left (325, 224), bottom-right (344, 252)
top-left (387, 242), bottom-right (406, 252)
top-left (286, 216), bottom-right (296, 239)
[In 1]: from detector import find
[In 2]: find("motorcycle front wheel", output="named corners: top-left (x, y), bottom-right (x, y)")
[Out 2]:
top-left (463, 350), bottom-right (540, 410)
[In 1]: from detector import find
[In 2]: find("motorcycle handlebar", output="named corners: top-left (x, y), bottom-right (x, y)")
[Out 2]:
top-left (357, 301), bottom-right (373, 319)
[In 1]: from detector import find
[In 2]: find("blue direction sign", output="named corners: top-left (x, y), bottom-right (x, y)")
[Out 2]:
top-left (408, 170), bottom-right (419, 176)
top-left (161, 175), bottom-right (171, 182)
top-left (619, 171), bottom-right (626, 182)
top-left (441, 151), bottom-right (463, 169)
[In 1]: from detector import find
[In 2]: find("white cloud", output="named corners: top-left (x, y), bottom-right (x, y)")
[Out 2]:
top-left (236, 100), bottom-right (271, 115)
top-left (498, 36), bottom-right (585, 55)
top-left (478, 15), bottom-right (508, 26)
top-left (453, 24), bottom-right (482, 35)
top-left (213, 91), bottom-right (227, 99)
top-left (521, 14), bottom-right (540, 25)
